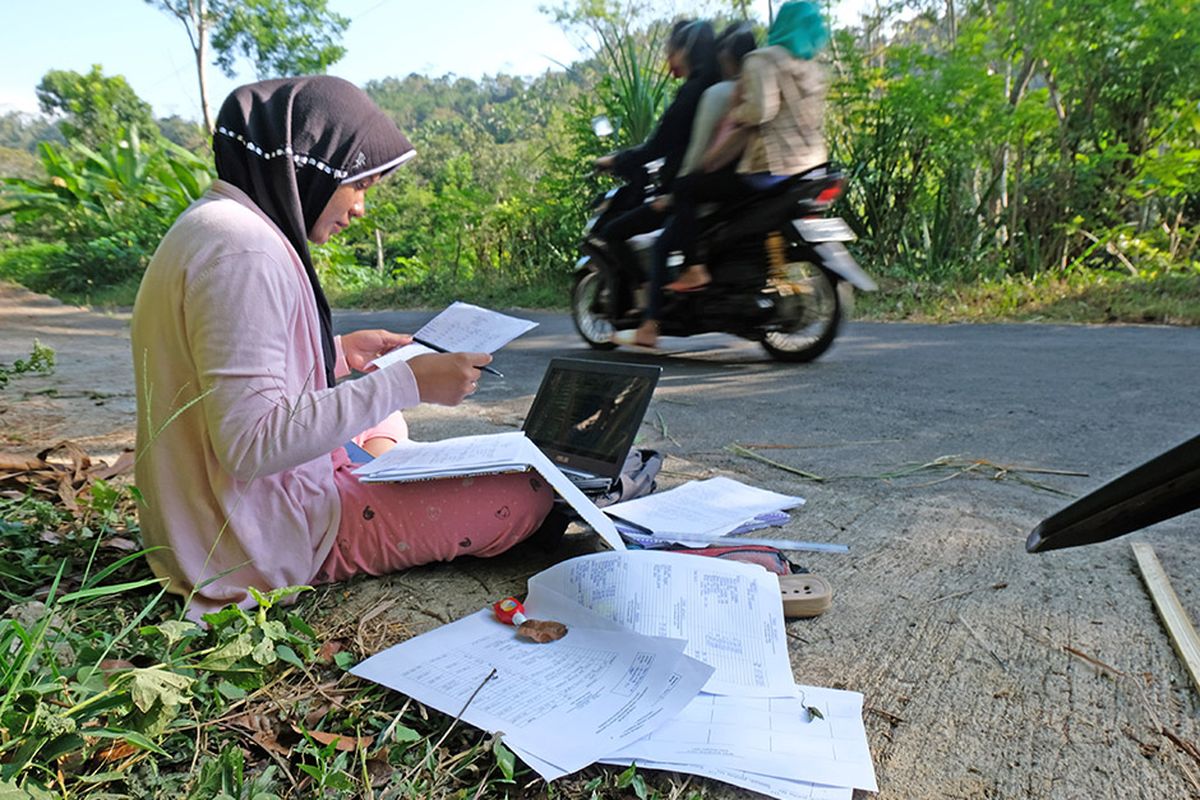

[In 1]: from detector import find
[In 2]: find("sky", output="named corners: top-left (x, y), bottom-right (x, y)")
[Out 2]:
top-left (0, 0), bottom-right (868, 122)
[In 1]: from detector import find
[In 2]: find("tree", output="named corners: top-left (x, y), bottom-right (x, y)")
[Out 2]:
top-left (156, 114), bottom-right (210, 152)
top-left (0, 112), bottom-right (62, 153)
top-left (146, 0), bottom-right (350, 132)
top-left (35, 66), bottom-right (158, 149)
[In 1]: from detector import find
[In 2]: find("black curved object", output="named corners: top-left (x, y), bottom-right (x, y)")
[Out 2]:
top-left (1026, 433), bottom-right (1200, 552)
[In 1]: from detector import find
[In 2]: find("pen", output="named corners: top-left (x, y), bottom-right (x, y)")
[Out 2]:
top-left (634, 533), bottom-right (849, 554)
top-left (412, 337), bottom-right (504, 378)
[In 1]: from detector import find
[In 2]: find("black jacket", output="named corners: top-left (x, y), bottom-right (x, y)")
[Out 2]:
top-left (612, 72), bottom-right (716, 192)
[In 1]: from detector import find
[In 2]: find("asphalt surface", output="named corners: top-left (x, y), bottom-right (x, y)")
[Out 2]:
top-left (333, 311), bottom-right (1198, 489)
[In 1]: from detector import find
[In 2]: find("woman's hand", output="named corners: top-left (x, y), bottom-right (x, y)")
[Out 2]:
top-left (408, 352), bottom-right (492, 406)
top-left (702, 122), bottom-right (750, 173)
top-left (651, 194), bottom-right (673, 213)
top-left (341, 329), bottom-right (412, 373)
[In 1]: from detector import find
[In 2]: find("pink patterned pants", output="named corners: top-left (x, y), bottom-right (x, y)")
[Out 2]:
top-left (316, 447), bottom-right (554, 583)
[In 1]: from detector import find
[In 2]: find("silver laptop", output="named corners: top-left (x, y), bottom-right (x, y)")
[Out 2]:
top-left (522, 358), bottom-right (661, 493)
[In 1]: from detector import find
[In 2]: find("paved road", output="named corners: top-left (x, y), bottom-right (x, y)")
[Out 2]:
top-left (332, 310), bottom-right (1200, 799)
top-left (335, 311), bottom-right (1197, 485)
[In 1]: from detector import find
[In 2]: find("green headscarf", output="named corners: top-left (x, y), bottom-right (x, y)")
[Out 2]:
top-left (767, 0), bottom-right (829, 60)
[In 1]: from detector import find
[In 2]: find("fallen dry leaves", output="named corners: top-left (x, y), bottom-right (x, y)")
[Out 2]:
top-left (0, 441), bottom-right (134, 514)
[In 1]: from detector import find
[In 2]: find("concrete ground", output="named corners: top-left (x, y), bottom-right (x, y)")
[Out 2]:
top-left (3, 283), bottom-right (1199, 799)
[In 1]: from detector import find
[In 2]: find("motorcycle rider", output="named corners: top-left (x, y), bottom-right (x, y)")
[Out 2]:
top-left (613, 23), bottom-right (759, 349)
top-left (593, 19), bottom-right (719, 316)
top-left (665, 0), bottom-right (831, 293)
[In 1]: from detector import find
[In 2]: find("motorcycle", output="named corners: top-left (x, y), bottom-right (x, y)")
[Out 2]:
top-left (571, 118), bottom-right (877, 363)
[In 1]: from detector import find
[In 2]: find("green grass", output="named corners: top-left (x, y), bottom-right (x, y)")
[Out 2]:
top-left (324, 271), bottom-right (572, 311)
top-left (5, 239), bottom-right (1197, 326)
top-left (856, 269), bottom-right (1200, 325)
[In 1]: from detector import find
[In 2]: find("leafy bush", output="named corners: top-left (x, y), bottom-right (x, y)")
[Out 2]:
top-left (0, 241), bottom-right (67, 286)
top-left (0, 125), bottom-right (213, 294)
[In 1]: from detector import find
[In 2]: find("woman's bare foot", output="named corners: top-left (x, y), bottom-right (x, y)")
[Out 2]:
top-left (361, 436), bottom-right (399, 457)
top-left (611, 320), bottom-right (659, 348)
top-left (664, 264), bottom-right (711, 292)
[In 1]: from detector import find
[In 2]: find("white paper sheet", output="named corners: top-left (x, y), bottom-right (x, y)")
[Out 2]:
top-left (352, 431), bottom-right (626, 551)
top-left (369, 342), bottom-right (435, 368)
top-left (599, 758), bottom-right (853, 800)
top-left (370, 301), bottom-right (537, 369)
top-left (351, 608), bottom-right (712, 779)
top-left (527, 551), bottom-right (794, 696)
top-left (610, 690), bottom-right (878, 792)
top-left (605, 476), bottom-right (805, 539)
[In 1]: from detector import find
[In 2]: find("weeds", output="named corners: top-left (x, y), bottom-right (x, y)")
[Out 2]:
top-left (0, 341), bottom-right (55, 390)
top-left (0, 463), bottom-right (711, 799)
top-left (856, 269), bottom-right (1200, 326)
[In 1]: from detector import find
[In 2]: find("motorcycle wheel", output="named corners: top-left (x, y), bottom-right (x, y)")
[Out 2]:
top-left (760, 261), bottom-right (842, 363)
top-left (571, 270), bottom-right (618, 350)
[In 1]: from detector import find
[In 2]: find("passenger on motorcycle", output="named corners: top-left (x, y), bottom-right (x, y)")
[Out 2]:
top-left (613, 23), bottom-right (759, 348)
top-left (664, 0), bottom-right (831, 294)
top-left (593, 19), bottom-right (719, 315)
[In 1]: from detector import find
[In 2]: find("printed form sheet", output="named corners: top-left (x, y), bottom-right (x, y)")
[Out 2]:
top-left (351, 608), bottom-right (712, 779)
top-left (526, 550), bottom-right (794, 696)
top-left (604, 476), bottom-right (804, 538)
top-left (610, 689), bottom-right (878, 792)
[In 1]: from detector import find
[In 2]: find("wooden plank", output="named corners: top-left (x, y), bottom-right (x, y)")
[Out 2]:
top-left (1132, 541), bottom-right (1200, 694)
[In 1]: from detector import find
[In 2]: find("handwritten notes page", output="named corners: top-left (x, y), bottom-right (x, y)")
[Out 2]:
top-left (352, 431), bottom-right (626, 551)
top-left (350, 608), bottom-right (712, 779)
top-left (604, 476), bottom-right (804, 539)
top-left (370, 301), bottom-right (537, 369)
top-left (526, 550), bottom-right (794, 696)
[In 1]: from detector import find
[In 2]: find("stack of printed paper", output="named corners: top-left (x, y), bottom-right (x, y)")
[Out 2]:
top-left (527, 551), bottom-right (878, 798)
top-left (351, 550), bottom-right (877, 798)
top-left (615, 510), bottom-right (792, 546)
top-left (604, 476), bottom-right (805, 545)
top-left (351, 601), bottom-right (713, 778)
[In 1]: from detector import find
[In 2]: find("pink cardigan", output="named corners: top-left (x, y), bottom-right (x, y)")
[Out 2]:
top-left (131, 180), bottom-right (418, 617)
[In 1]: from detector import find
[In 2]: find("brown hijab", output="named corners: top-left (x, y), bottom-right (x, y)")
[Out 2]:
top-left (213, 76), bottom-right (414, 388)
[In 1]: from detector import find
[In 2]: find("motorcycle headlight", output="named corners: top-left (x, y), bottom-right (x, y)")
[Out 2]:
top-left (583, 204), bottom-right (609, 236)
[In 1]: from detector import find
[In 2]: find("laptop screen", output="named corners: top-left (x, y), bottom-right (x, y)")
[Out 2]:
top-left (522, 358), bottom-right (661, 479)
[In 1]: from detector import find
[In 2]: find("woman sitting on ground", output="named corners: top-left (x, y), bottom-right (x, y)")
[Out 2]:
top-left (664, 0), bottom-right (831, 294)
top-left (131, 76), bottom-right (553, 620)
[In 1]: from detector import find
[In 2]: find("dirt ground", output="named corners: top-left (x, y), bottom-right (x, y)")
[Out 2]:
top-left (3, 281), bottom-right (1199, 800)
top-left (0, 282), bottom-right (136, 459)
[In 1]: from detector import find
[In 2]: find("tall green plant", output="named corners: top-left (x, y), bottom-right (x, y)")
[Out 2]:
top-left (594, 21), bottom-right (673, 145)
top-left (0, 125), bottom-right (213, 293)
top-left (545, 1), bottom-right (673, 146)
